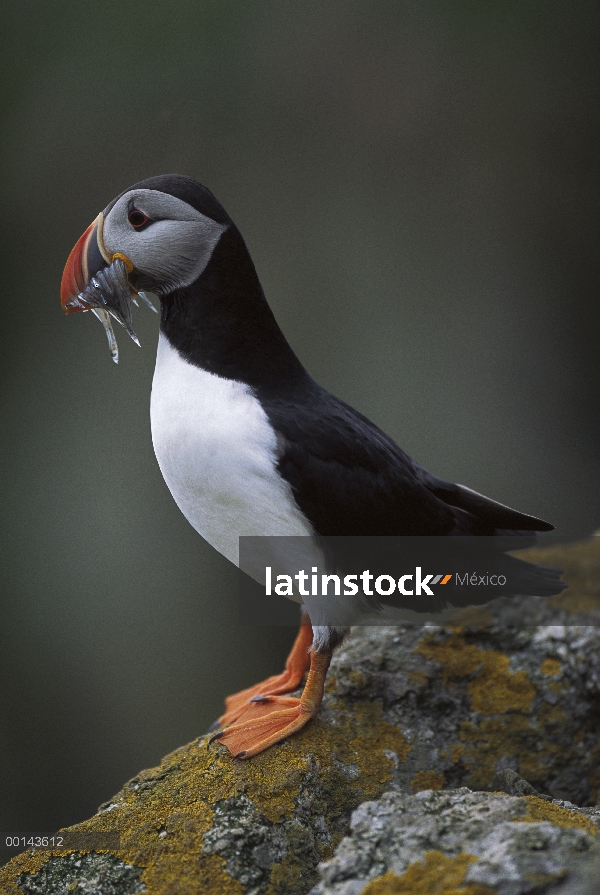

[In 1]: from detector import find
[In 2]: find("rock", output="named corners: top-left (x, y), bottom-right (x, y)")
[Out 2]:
top-left (491, 767), bottom-right (552, 800)
top-left (310, 788), bottom-right (600, 895)
top-left (1, 537), bottom-right (599, 894)
top-left (13, 852), bottom-right (145, 895)
top-left (342, 537), bottom-right (600, 805)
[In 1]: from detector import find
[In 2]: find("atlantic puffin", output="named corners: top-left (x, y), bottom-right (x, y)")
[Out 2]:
top-left (60, 174), bottom-right (560, 759)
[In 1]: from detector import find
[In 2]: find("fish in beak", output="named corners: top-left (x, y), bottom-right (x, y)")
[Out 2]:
top-left (60, 212), bottom-right (156, 363)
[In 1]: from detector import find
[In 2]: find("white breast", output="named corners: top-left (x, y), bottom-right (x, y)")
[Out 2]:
top-left (150, 334), bottom-right (313, 565)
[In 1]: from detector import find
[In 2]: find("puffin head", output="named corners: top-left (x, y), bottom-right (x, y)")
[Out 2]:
top-left (60, 175), bottom-right (230, 361)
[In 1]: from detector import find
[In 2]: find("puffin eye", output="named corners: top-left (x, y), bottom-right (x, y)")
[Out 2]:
top-left (127, 202), bottom-right (151, 231)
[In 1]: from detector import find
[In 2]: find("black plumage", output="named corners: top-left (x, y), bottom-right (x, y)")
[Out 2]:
top-left (132, 175), bottom-right (553, 543)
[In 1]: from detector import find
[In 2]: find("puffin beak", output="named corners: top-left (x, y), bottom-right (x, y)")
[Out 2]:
top-left (60, 213), bottom-right (141, 362)
top-left (60, 215), bottom-right (104, 313)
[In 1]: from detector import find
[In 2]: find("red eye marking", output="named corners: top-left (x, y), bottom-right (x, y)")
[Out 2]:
top-left (127, 201), bottom-right (151, 231)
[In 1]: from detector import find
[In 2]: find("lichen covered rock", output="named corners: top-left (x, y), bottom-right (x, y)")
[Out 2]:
top-left (328, 537), bottom-right (600, 806)
top-left (310, 788), bottom-right (600, 895)
top-left (14, 852), bottom-right (145, 895)
top-left (329, 621), bottom-right (600, 806)
top-left (1, 538), bottom-right (599, 894)
top-left (0, 699), bottom-right (409, 895)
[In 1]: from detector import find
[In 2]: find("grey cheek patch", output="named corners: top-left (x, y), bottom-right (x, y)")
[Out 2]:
top-left (148, 219), bottom-right (228, 294)
top-left (103, 190), bottom-right (228, 294)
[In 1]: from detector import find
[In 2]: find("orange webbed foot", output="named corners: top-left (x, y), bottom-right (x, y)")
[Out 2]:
top-left (212, 650), bottom-right (331, 759)
top-left (212, 696), bottom-right (309, 758)
top-left (219, 620), bottom-right (312, 727)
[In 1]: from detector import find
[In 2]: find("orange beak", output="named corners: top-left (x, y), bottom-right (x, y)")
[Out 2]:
top-left (60, 217), bottom-right (98, 313)
top-left (60, 213), bottom-right (145, 361)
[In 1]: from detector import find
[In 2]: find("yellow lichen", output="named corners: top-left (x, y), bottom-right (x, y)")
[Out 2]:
top-left (468, 654), bottom-right (534, 715)
top-left (416, 629), bottom-right (481, 684)
top-left (0, 698), bottom-right (408, 895)
top-left (450, 744), bottom-right (464, 763)
top-left (342, 669), bottom-right (370, 691)
top-left (515, 795), bottom-right (599, 836)
top-left (361, 851), bottom-right (494, 895)
top-left (540, 658), bottom-right (562, 677)
top-left (264, 861), bottom-right (305, 895)
top-left (514, 538), bottom-right (600, 614)
top-left (408, 670), bottom-right (429, 689)
top-left (458, 716), bottom-right (554, 791)
top-left (410, 770), bottom-right (445, 791)
top-left (348, 702), bottom-right (411, 768)
top-left (416, 630), bottom-right (535, 714)
top-left (414, 628), bottom-right (557, 791)
top-left (537, 700), bottom-right (567, 728)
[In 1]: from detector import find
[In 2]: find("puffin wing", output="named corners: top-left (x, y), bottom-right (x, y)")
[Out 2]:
top-left (415, 469), bottom-right (555, 533)
top-left (264, 387), bottom-right (459, 538)
top-left (263, 382), bottom-right (555, 540)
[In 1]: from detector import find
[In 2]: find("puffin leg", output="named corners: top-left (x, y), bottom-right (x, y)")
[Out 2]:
top-left (218, 616), bottom-right (313, 727)
top-left (212, 648), bottom-right (332, 759)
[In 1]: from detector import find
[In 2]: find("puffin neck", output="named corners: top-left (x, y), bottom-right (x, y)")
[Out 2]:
top-left (159, 225), bottom-right (307, 395)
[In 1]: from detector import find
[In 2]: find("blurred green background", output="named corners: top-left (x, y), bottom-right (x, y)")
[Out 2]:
top-left (1, 1), bottom-right (599, 846)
